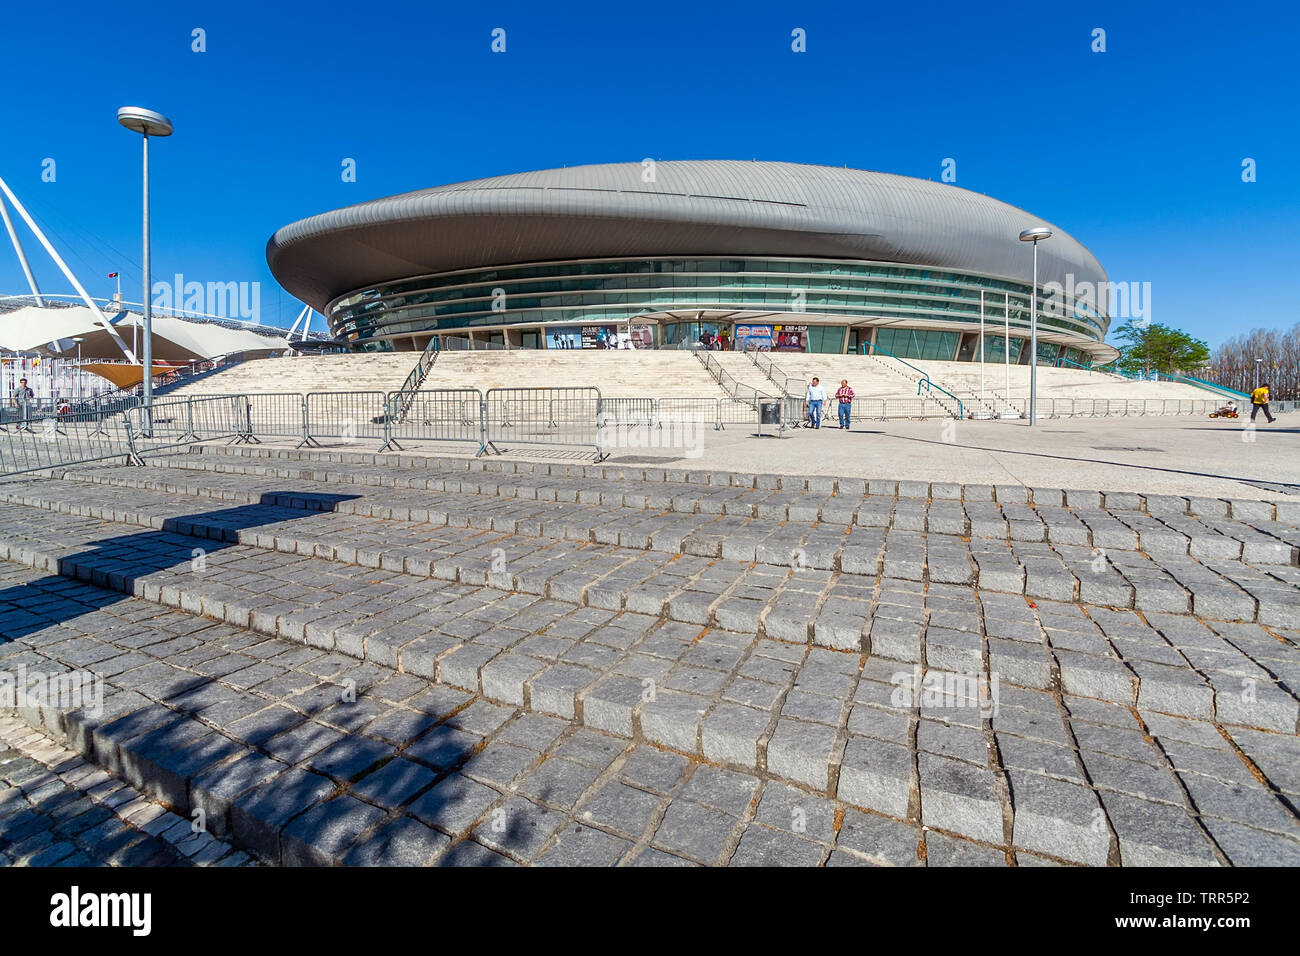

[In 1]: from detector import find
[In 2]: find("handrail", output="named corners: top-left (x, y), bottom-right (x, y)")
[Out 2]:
top-left (391, 337), bottom-right (440, 422)
top-left (862, 340), bottom-right (973, 417)
top-left (1094, 363), bottom-right (1138, 380)
top-left (861, 340), bottom-right (934, 387)
top-left (916, 379), bottom-right (963, 419)
top-left (744, 343), bottom-right (803, 398)
top-left (692, 347), bottom-right (767, 408)
top-left (1057, 357), bottom-right (1092, 373)
top-left (1166, 372), bottom-right (1251, 401)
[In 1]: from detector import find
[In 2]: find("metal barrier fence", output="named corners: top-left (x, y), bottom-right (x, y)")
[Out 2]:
top-left (485, 387), bottom-right (603, 458)
top-left (600, 397), bottom-right (656, 427)
top-left (694, 350), bottom-right (770, 408)
top-left (655, 398), bottom-right (727, 428)
top-left (986, 398), bottom-right (1228, 419)
top-left (0, 394), bottom-right (252, 477)
top-left (4, 388), bottom-right (1271, 475)
top-left (246, 392), bottom-right (308, 439)
top-left (602, 397), bottom-right (781, 430)
top-left (0, 403), bottom-right (137, 475)
top-left (302, 392), bottom-right (388, 446)
top-left (130, 395), bottom-right (251, 451)
top-left (781, 396), bottom-right (951, 426)
top-left (0, 393), bottom-right (144, 425)
top-left (386, 388), bottom-right (484, 451)
top-left (187, 391), bottom-right (303, 439)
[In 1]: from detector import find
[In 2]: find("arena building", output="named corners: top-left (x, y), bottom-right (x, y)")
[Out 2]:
top-left (267, 161), bottom-right (1117, 366)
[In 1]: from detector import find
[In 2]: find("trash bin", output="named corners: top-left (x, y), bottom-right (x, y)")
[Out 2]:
top-left (759, 400), bottom-right (781, 425)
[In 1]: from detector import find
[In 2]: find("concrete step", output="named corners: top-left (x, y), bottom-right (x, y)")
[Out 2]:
top-left (4, 450), bottom-right (1298, 866)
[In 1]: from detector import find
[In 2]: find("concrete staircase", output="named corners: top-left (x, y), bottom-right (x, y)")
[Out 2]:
top-left (749, 353), bottom-right (964, 415)
top-left (705, 353), bottom-right (779, 399)
top-left (420, 350), bottom-right (735, 399)
top-left (912, 361), bottom-right (1210, 402)
top-left (163, 349), bottom-right (745, 402)
top-left (166, 354), bottom-right (420, 398)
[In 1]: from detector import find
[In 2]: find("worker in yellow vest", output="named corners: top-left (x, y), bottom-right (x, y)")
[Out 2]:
top-left (1250, 383), bottom-right (1276, 424)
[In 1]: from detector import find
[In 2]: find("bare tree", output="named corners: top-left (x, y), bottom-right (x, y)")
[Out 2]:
top-left (1207, 323), bottom-right (1299, 400)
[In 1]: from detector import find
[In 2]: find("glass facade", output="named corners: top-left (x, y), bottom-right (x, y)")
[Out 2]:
top-left (874, 328), bottom-right (962, 361)
top-left (328, 256), bottom-right (1107, 360)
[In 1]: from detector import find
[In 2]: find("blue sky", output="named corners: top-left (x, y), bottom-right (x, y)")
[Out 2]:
top-left (0, 0), bottom-right (1295, 348)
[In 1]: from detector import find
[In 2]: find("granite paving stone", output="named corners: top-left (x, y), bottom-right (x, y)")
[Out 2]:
top-left (2, 449), bottom-right (1299, 867)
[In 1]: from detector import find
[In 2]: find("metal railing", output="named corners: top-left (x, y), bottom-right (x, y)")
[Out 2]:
top-left (300, 392), bottom-right (389, 446)
top-left (0, 394), bottom-right (251, 477)
top-left (993, 398), bottom-right (1231, 418)
top-left (243, 392), bottom-right (307, 440)
top-left (387, 388), bottom-right (485, 452)
top-left (438, 335), bottom-right (508, 351)
top-left (744, 345), bottom-right (806, 398)
top-left (485, 387), bottom-right (604, 458)
top-left (0, 403), bottom-right (138, 475)
top-left (1056, 357), bottom-right (1094, 373)
top-left (600, 397), bottom-right (656, 427)
top-left (5, 388), bottom-right (1265, 476)
top-left (390, 337), bottom-right (441, 423)
top-left (859, 340), bottom-right (966, 418)
top-left (692, 349), bottom-right (769, 408)
top-left (1165, 372), bottom-right (1252, 402)
top-left (655, 397), bottom-right (731, 430)
top-left (130, 395), bottom-right (252, 450)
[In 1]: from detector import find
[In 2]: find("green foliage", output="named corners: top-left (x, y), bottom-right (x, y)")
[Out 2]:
top-left (1112, 321), bottom-right (1210, 377)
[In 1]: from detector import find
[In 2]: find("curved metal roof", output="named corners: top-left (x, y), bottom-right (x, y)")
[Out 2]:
top-left (267, 161), bottom-right (1108, 314)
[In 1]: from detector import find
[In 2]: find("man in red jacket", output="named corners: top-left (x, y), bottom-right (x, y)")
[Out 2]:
top-left (835, 380), bottom-right (855, 429)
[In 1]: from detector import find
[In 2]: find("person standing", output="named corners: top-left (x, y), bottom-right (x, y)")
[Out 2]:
top-left (835, 379), bottom-right (855, 429)
top-left (11, 376), bottom-right (35, 432)
top-left (805, 377), bottom-right (827, 428)
top-left (1250, 382), bottom-right (1276, 424)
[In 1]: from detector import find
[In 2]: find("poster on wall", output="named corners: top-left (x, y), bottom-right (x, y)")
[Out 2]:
top-left (581, 326), bottom-right (620, 349)
top-left (772, 325), bottom-right (808, 352)
top-left (733, 324), bottom-right (773, 351)
top-left (627, 324), bottom-right (655, 350)
top-left (547, 327), bottom-right (583, 350)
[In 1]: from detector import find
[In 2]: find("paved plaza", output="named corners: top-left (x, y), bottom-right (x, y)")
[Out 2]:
top-left (1, 441), bottom-right (1298, 867)
top-left (592, 415), bottom-right (1297, 500)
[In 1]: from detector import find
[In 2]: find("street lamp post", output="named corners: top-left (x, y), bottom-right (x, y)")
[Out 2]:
top-left (117, 106), bottom-right (173, 436)
top-left (1018, 227), bottom-right (1053, 425)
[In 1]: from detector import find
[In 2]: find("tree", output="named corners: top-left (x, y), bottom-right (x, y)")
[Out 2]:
top-left (1111, 321), bottom-right (1210, 378)
top-left (1206, 323), bottom-right (1299, 400)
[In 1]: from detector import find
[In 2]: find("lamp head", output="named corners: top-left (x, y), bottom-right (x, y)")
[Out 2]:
top-left (117, 107), bottom-right (173, 137)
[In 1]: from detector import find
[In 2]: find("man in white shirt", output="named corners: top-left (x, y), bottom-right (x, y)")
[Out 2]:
top-left (805, 377), bottom-right (827, 428)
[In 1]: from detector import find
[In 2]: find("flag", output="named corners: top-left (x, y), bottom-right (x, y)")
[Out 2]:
top-left (108, 272), bottom-right (118, 278)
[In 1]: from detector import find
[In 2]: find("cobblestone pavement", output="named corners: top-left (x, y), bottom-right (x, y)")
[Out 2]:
top-left (0, 714), bottom-right (252, 866)
top-left (0, 444), bottom-right (1297, 866)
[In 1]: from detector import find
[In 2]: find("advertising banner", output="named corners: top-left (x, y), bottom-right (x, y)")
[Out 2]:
top-left (581, 326), bottom-right (619, 349)
top-left (628, 324), bottom-right (655, 350)
top-left (772, 325), bottom-right (808, 352)
top-left (547, 327), bottom-right (583, 350)
top-left (734, 324), bottom-right (773, 351)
